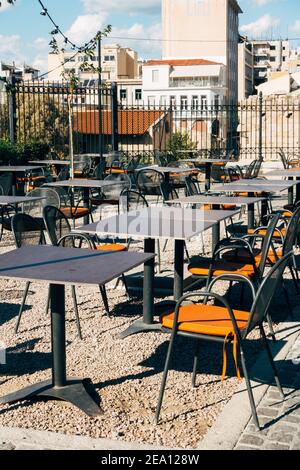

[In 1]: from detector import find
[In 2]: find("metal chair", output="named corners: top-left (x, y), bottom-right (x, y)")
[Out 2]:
top-left (137, 168), bottom-right (165, 201)
top-left (91, 173), bottom-right (132, 217)
top-left (0, 172), bottom-right (13, 195)
top-left (155, 252), bottom-right (292, 427)
top-left (11, 213), bottom-right (46, 333)
top-left (0, 183), bottom-right (18, 242)
top-left (23, 187), bottom-right (60, 229)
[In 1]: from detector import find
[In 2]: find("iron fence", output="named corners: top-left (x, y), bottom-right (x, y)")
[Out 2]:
top-left (0, 79), bottom-right (299, 161)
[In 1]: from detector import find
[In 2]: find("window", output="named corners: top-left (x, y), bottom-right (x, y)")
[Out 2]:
top-left (283, 57), bottom-right (286, 62)
top-left (270, 57), bottom-right (276, 62)
top-left (170, 95), bottom-right (176, 107)
top-left (152, 70), bottom-right (159, 82)
top-left (148, 96), bottom-right (155, 106)
top-left (192, 96), bottom-right (199, 110)
top-left (180, 96), bottom-right (188, 110)
top-left (214, 95), bottom-right (220, 108)
top-left (135, 89), bottom-right (142, 100)
top-left (270, 45), bottom-right (276, 51)
top-left (200, 95), bottom-right (207, 109)
top-left (160, 96), bottom-right (167, 105)
top-left (104, 55), bottom-right (115, 61)
top-left (120, 89), bottom-right (127, 100)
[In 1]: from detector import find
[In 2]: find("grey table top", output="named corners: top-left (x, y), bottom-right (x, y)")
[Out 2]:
top-left (214, 180), bottom-right (297, 193)
top-left (0, 165), bottom-right (43, 172)
top-left (136, 166), bottom-right (195, 174)
top-left (76, 207), bottom-right (240, 241)
top-left (29, 160), bottom-right (70, 166)
top-left (231, 178), bottom-right (299, 187)
top-left (0, 196), bottom-right (46, 205)
top-left (165, 195), bottom-right (266, 206)
top-left (266, 169), bottom-right (300, 177)
top-left (46, 179), bottom-right (116, 189)
top-left (0, 246), bottom-right (154, 287)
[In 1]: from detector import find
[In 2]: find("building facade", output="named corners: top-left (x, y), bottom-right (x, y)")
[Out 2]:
top-left (162, 0), bottom-right (242, 104)
top-left (48, 44), bottom-right (138, 83)
top-left (238, 40), bottom-right (254, 100)
top-left (250, 40), bottom-right (290, 87)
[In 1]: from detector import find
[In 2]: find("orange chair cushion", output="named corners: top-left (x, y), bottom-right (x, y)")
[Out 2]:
top-left (223, 247), bottom-right (282, 265)
top-left (188, 258), bottom-right (256, 279)
top-left (60, 207), bottom-right (90, 219)
top-left (161, 304), bottom-right (249, 337)
top-left (221, 204), bottom-right (237, 210)
top-left (96, 243), bottom-right (127, 252)
top-left (247, 227), bottom-right (286, 238)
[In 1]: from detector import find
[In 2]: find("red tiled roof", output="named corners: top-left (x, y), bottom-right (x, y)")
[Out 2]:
top-left (73, 110), bottom-right (165, 136)
top-left (144, 59), bottom-right (222, 67)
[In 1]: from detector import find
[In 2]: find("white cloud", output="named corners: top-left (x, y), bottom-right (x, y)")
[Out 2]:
top-left (252, 0), bottom-right (277, 5)
top-left (240, 14), bottom-right (280, 37)
top-left (64, 13), bottom-right (108, 45)
top-left (0, 34), bottom-right (22, 62)
top-left (290, 20), bottom-right (300, 34)
top-left (82, 0), bottom-right (160, 15)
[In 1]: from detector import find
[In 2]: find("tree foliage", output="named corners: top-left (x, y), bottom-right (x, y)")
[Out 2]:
top-left (167, 132), bottom-right (198, 160)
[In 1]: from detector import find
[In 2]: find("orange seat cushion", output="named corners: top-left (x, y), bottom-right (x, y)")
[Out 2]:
top-left (96, 243), bottom-right (127, 252)
top-left (221, 204), bottom-right (237, 210)
top-left (247, 227), bottom-right (286, 238)
top-left (161, 304), bottom-right (249, 337)
top-left (223, 247), bottom-right (282, 265)
top-left (60, 207), bottom-right (90, 219)
top-left (188, 258), bottom-right (255, 279)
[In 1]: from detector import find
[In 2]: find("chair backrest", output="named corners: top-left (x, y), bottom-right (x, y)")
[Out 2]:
top-left (74, 156), bottom-right (92, 176)
top-left (57, 166), bottom-right (70, 181)
top-left (282, 205), bottom-right (300, 255)
top-left (43, 205), bottom-right (71, 246)
top-left (257, 213), bottom-right (281, 275)
top-left (57, 233), bottom-right (95, 249)
top-left (185, 175), bottom-right (201, 196)
top-left (278, 149), bottom-right (288, 169)
top-left (126, 154), bottom-right (142, 171)
top-left (11, 213), bottom-right (45, 248)
top-left (23, 187), bottom-right (60, 218)
top-left (93, 160), bottom-right (106, 180)
top-left (246, 252), bottom-right (293, 335)
top-left (0, 172), bottom-right (13, 195)
top-left (120, 189), bottom-right (148, 212)
top-left (103, 173), bottom-right (132, 199)
top-left (160, 181), bottom-right (178, 202)
top-left (137, 169), bottom-right (165, 196)
top-left (252, 159), bottom-right (263, 178)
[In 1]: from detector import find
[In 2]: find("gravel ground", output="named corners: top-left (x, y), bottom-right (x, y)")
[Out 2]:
top-left (0, 197), bottom-right (294, 449)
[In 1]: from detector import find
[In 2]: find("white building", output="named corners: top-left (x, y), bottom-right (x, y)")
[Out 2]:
top-left (162, 0), bottom-right (242, 104)
top-left (250, 40), bottom-right (290, 86)
top-left (142, 59), bottom-right (227, 108)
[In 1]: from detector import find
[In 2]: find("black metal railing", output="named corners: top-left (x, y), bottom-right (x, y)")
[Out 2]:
top-left (0, 80), bottom-right (299, 161)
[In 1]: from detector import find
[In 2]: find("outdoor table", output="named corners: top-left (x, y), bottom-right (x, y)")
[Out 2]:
top-left (266, 169), bottom-right (300, 203)
top-left (46, 179), bottom-right (117, 224)
top-left (181, 159), bottom-right (229, 191)
top-left (0, 245), bottom-right (154, 416)
top-left (29, 160), bottom-right (70, 166)
top-left (214, 179), bottom-right (299, 224)
top-left (0, 165), bottom-right (44, 196)
top-left (76, 206), bottom-right (240, 336)
top-left (0, 195), bottom-right (46, 206)
top-left (165, 195), bottom-right (266, 229)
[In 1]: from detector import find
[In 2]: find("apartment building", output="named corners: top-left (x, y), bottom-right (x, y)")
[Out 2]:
top-left (250, 40), bottom-right (290, 87)
top-left (142, 59), bottom-right (227, 108)
top-left (238, 40), bottom-right (254, 100)
top-left (162, 0), bottom-right (242, 104)
top-left (48, 44), bottom-right (138, 83)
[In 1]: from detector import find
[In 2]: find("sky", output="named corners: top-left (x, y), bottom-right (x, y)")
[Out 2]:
top-left (0, 0), bottom-right (300, 74)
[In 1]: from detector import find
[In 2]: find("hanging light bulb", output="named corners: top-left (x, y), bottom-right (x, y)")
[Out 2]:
top-left (51, 27), bottom-right (59, 35)
top-left (40, 8), bottom-right (47, 16)
top-left (64, 37), bottom-right (68, 45)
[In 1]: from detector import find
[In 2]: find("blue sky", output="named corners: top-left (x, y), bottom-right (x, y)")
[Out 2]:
top-left (0, 0), bottom-right (300, 73)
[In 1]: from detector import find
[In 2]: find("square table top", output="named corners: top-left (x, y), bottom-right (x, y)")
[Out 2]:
top-left (266, 169), bottom-right (300, 177)
top-left (46, 179), bottom-right (115, 189)
top-left (214, 180), bottom-right (296, 193)
top-left (165, 195), bottom-right (266, 206)
top-left (136, 166), bottom-right (194, 174)
top-left (231, 178), bottom-right (298, 187)
top-left (76, 206), bottom-right (239, 241)
top-left (0, 246), bottom-right (154, 287)
top-left (0, 195), bottom-right (46, 206)
top-left (0, 165), bottom-right (43, 172)
top-left (29, 160), bottom-right (70, 166)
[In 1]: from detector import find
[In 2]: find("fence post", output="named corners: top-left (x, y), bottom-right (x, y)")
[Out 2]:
top-left (8, 75), bottom-right (17, 144)
top-left (258, 91), bottom-right (263, 161)
top-left (111, 82), bottom-right (118, 152)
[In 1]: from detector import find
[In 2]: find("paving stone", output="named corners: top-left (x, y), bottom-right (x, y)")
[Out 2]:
top-left (239, 434), bottom-right (265, 447)
top-left (246, 424), bottom-right (269, 436)
top-left (272, 424), bottom-right (298, 433)
top-left (0, 441), bottom-right (15, 450)
top-left (279, 415), bottom-right (300, 424)
top-left (291, 441), bottom-right (300, 451)
top-left (257, 407), bottom-right (279, 418)
top-left (268, 431), bottom-right (294, 444)
top-left (265, 443), bottom-right (290, 450)
top-left (235, 446), bottom-right (260, 451)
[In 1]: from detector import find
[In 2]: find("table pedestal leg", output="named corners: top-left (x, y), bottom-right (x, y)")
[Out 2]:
top-left (120, 238), bottom-right (161, 339)
top-left (205, 163), bottom-right (212, 192)
top-left (174, 239), bottom-right (185, 301)
top-left (212, 222), bottom-right (220, 253)
top-left (296, 178), bottom-right (300, 203)
top-left (288, 178), bottom-right (294, 205)
top-left (248, 203), bottom-right (255, 229)
top-left (83, 187), bottom-right (90, 224)
top-left (261, 199), bottom-right (269, 226)
top-left (0, 284), bottom-right (102, 417)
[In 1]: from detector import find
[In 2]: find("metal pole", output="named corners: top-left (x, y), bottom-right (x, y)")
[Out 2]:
top-left (111, 81), bottom-right (118, 152)
top-left (258, 91), bottom-right (263, 161)
top-left (50, 284), bottom-right (66, 388)
top-left (8, 75), bottom-right (17, 144)
top-left (97, 33), bottom-right (103, 162)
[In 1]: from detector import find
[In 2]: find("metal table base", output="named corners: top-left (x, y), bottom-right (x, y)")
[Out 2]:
top-left (0, 284), bottom-right (102, 417)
